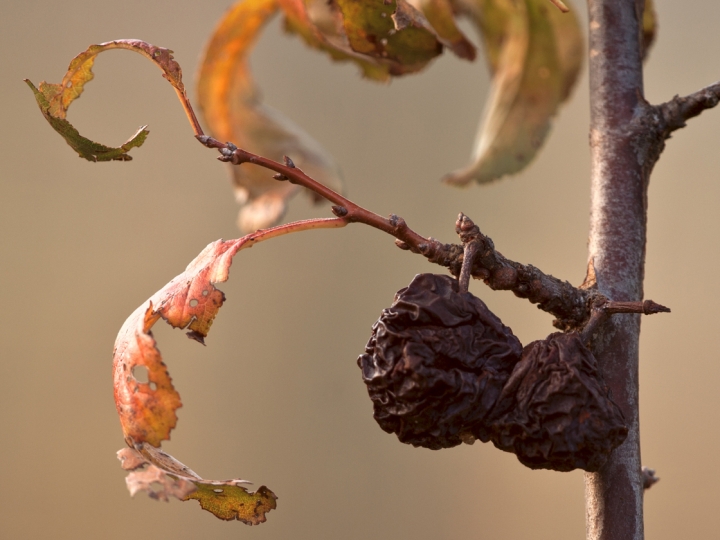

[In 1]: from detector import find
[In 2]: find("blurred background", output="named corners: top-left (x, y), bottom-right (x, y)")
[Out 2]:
top-left (1, 1), bottom-right (719, 538)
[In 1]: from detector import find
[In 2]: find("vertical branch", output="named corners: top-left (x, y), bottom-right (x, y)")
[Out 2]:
top-left (584, 1), bottom-right (647, 540)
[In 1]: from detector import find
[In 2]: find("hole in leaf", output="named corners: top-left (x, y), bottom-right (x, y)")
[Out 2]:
top-left (132, 365), bottom-right (149, 384)
top-left (213, 488), bottom-right (223, 493)
top-left (202, 290), bottom-right (209, 296)
top-left (190, 299), bottom-right (199, 307)
top-left (149, 382), bottom-right (157, 391)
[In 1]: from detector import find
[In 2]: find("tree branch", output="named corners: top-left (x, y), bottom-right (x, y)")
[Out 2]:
top-left (197, 135), bottom-right (670, 335)
top-left (585, 0), bottom-right (648, 538)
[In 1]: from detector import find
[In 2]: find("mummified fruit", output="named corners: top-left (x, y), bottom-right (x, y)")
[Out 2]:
top-left (487, 332), bottom-right (628, 472)
top-left (358, 273), bottom-right (523, 450)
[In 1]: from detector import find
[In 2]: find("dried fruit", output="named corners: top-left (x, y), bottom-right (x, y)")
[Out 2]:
top-left (487, 332), bottom-right (628, 472)
top-left (358, 273), bottom-right (523, 449)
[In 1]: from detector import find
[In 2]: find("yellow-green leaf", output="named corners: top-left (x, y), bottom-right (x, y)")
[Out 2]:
top-left (26, 79), bottom-right (148, 162)
top-left (335, 0), bottom-right (443, 73)
top-left (26, 39), bottom-right (200, 161)
top-left (444, 0), bottom-right (583, 185)
top-left (198, 0), bottom-right (344, 231)
top-left (119, 444), bottom-right (277, 524)
top-left (280, 0), bottom-right (393, 81)
top-left (407, 0), bottom-right (477, 60)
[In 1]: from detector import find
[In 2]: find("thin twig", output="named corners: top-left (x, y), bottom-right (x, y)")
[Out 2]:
top-left (458, 242), bottom-right (479, 294)
top-left (657, 81), bottom-right (720, 133)
top-left (196, 136), bottom-right (670, 332)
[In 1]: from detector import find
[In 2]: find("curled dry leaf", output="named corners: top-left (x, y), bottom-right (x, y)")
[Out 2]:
top-left (198, 0), bottom-right (343, 232)
top-left (113, 234), bottom-right (260, 519)
top-left (26, 39), bottom-right (200, 161)
top-left (443, 0), bottom-right (583, 185)
top-left (113, 218), bottom-right (345, 521)
top-left (118, 445), bottom-right (277, 524)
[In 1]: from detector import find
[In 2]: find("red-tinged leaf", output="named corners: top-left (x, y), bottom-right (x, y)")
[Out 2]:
top-left (113, 236), bottom-right (254, 446)
top-left (26, 40), bottom-right (201, 161)
top-left (443, 0), bottom-right (583, 185)
top-left (118, 445), bottom-right (277, 524)
top-left (113, 218), bottom-right (346, 521)
top-left (197, 0), bottom-right (343, 232)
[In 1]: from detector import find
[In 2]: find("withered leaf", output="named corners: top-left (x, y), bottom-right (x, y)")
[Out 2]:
top-left (26, 40), bottom-right (195, 161)
top-left (112, 219), bottom-right (347, 522)
top-left (198, 0), bottom-right (343, 232)
top-left (113, 235), bottom-right (258, 446)
top-left (118, 445), bottom-right (277, 524)
top-left (113, 233), bottom-right (269, 521)
top-left (443, 0), bottom-right (583, 185)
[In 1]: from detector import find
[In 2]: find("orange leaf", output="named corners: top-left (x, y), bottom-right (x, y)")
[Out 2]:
top-left (112, 218), bottom-right (345, 521)
top-left (197, 0), bottom-right (343, 232)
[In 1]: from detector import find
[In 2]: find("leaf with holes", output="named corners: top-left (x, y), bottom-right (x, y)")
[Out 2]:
top-left (112, 218), bottom-right (345, 521)
top-left (198, 0), bottom-right (343, 232)
top-left (442, 0), bottom-right (583, 185)
top-left (113, 235), bottom-right (254, 447)
top-left (26, 39), bottom-right (197, 161)
top-left (118, 445), bottom-right (277, 524)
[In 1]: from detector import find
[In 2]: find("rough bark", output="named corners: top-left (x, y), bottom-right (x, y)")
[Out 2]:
top-left (584, 1), bottom-right (647, 539)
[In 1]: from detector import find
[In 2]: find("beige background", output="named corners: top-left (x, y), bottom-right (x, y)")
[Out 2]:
top-left (1, 1), bottom-right (719, 538)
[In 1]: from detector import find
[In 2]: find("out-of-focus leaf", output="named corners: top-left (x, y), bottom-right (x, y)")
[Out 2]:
top-left (335, 0), bottom-right (442, 72)
top-left (280, 0), bottom-right (393, 80)
top-left (281, 0), bottom-right (448, 79)
top-left (407, 0), bottom-right (477, 60)
top-left (443, 0), bottom-right (583, 185)
top-left (118, 445), bottom-right (277, 524)
top-left (642, 0), bottom-right (656, 61)
top-left (113, 231), bottom-right (278, 521)
top-left (198, 0), bottom-right (343, 232)
top-left (26, 40), bottom-right (196, 161)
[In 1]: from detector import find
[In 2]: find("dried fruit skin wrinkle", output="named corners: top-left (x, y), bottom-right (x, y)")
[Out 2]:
top-left (358, 274), bottom-right (628, 472)
top-left (358, 273), bottom-right (523, 449)
top-left (487, 332), bottom-right (628, 472)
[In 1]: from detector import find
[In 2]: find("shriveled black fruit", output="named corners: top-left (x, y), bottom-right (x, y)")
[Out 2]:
top-left (358, 273), bottom-right (523, 450)
top-left (487, 332), bottom-right (628, 472)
